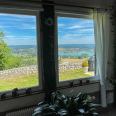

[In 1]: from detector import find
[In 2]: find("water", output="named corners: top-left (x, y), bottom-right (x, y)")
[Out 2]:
top-left (58, 52), bottom-right (94, 56)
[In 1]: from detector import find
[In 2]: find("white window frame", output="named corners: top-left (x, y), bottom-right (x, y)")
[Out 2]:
top-left (55, 11), bottom-right (100, 87)
top-left (0, 6), bottom-right (43, 95)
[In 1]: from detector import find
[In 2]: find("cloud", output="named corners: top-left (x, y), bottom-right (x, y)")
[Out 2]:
top-left (5, 35), bottom-right (36, 40)
top-left (20, 24), bottom-right (36, 29)
top-left (61, 34), bottom-right (83, 39)
top-left (4, 35), bottom-right (37, 45)
top-left (68, 25), bottom-right (82, 29)
top-left (58, 36), bottom-right (94, 44)
top-left (0, 26), bottom-right (13, 28)
top-left (58, 23), bottom-right (65, 27)
top-left (20, 36), bottom-right (36, 39)
top-left (74, 28), bottom-right (94, 33)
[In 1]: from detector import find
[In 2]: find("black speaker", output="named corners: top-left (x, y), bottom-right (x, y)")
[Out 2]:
top-left (45, 17), bottom-right (53, 26)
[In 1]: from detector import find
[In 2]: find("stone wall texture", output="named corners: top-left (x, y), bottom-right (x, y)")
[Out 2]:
top-left (0, 65), bottom-right (38, 79)
top-left (59, 63), bottom-right (82, 71)
top-left (0, 63), bottom-right (82, 79)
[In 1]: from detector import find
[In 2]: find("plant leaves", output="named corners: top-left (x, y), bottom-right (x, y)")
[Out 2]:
top-left (58, 109), bottom-right (69, 116)
top-left (66, 90), bottom-right (74, 96)
top-left (51, 92), bottom-right (57, 104)
top-left (57, 91), bottom-right (66, 99)
top-left (78, 109), bottom-right (85, 114)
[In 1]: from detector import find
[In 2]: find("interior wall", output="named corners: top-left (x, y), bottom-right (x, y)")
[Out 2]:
top-left (0, 80), bottom-right (113, 113)
top-left (0, 83), bottom-right (100, 112)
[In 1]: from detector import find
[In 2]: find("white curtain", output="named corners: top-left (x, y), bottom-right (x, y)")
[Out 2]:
top-left (93, 9), bottom-right (110, 107)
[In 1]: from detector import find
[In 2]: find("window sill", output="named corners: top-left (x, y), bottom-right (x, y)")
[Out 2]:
top-left (57, 80), bottom-right (100, 90)
top-left (0, 90), bottom-right (44, 101)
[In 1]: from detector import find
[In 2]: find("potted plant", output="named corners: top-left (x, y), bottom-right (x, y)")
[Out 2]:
top-left (82, 62), bottom-right (88, 73)
top-left (33, 90), bottom-right (100, 116)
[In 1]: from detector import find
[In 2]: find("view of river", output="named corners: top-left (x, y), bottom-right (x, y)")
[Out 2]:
top-left (58, 52), bottom-right (94, 56)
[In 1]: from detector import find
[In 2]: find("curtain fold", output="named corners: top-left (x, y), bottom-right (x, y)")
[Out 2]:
top-left (93, 9), bottom-right (110, 107)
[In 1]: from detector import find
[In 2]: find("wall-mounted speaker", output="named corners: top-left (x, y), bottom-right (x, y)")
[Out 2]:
top-left (45, 17), bottom-right (53, 26)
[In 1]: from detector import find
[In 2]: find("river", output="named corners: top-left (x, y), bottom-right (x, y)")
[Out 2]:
top-left (58, 52), bottom-right (94, 56)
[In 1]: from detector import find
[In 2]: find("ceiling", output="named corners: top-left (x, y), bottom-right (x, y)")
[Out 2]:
top-left (0, 0), bottom-right (115, 9)
top-left (52, 0), bottom-right (115, 9)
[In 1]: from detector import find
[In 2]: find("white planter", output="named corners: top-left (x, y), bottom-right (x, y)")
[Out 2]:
top-left (82, 67), bottom-right (88, 73)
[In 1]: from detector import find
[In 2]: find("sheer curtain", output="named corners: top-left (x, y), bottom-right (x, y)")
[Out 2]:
top-left (93, 9), bottom-right (110, 107)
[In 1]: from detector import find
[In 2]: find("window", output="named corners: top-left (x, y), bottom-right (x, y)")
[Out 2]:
top-left (0, 7), bottom-right (42, 93)
top-left (55, 12), bottom-right (99, 87)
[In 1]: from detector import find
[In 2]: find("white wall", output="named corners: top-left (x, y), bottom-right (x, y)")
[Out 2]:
top-left (0, 83), bottom-right (100, 112)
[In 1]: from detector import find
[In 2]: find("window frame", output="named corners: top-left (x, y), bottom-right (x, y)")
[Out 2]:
top-left (0, 6), bottom-right (43, 95)
top-left (55, 11), bottom-right (100, 87)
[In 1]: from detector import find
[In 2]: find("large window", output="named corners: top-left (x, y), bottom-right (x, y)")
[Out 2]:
top-left (0, 8), bottom-right (42, 92)
top-left (55, 13), bottom-right (98, 87)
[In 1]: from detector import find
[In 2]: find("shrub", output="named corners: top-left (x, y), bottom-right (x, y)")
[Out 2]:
top-left (82, 61), bottom-right (88, 67)
top-left (33, 90), bottom-right (100, 116)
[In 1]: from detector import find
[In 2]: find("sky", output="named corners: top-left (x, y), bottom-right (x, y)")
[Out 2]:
top-left (0, 13), bottom-right (94, 45)
top-left (58, 17), bottom-right (94, 44)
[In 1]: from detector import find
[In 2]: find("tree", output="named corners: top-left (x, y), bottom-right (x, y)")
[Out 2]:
top-left (0, 30), bottom-right (11, 71)
top-left (0, 29), bottom-right (20, 70)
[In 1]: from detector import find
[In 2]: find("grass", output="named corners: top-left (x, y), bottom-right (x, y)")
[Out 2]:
top-left (59, 69), bottom-right (91, 81)
top-left (0, 69), bottom-right (92, 91)
top-left (0, 75), bottom-right (38, 91)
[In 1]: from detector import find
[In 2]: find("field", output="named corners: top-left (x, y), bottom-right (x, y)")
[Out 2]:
top-left (59, 69), bottom-right (91, 81)
top-left (0, 75), bottom-right (38, 91)
top-left (61, 58), bottom-right (89, 63)
top-left (15, 57), bottom-right (37, 61)
top-left (0, 69), bottom-right (91, 91)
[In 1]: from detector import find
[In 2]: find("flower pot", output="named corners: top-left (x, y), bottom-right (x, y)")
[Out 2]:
top-left (82, 67), bottom-right (88, 73)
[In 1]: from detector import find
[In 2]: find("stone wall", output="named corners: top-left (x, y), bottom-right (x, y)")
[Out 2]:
top-left (59, 63), bottom-right (82, 71)
top-left (0, 65), bottom-right (38, 79)
top-left (0, 63), bottom-right (82, 79)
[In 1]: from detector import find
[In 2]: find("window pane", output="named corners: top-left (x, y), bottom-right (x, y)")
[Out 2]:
top-left (0, 13), bottom-right (39, 91)
top-left (58, 17), bottom-right (95, 82)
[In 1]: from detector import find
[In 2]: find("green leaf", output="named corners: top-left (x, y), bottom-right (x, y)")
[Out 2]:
top-left (78, 109), bottom-right (85, 114)
top-left (57, 91), bottom-right (66, 99)
top-left (66, 90), bottom-right (74, 96)
top-left (89, 103), bottom-right (101, 107)
top-left (59, 99), bottom-right (67, 109)
top-left (92, 112), bottom-right (99, 115)
top-left (49, 105), bottom-right (60, 112)
top-left (38, 101), bottom-right (47, 106)
top-left (58, 109), bottom-right (69, 116)
top-left (51, 92), bottom-right (57, 104)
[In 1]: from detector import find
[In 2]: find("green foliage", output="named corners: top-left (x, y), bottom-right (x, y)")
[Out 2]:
top-left (7, 58), bottom-right (20, 69)
top-left (33, 91), bottom-right (100, 116)
top-left (59, 54), bottom-right (89, 60)
top-left (82, 62), bottom-right (88, 67)
top-left (19, 59), bottom-right (37, 67)
top-left (0, 30), bottom-right (11, 70)
top-left (0, 29), bottom-right (21, 70)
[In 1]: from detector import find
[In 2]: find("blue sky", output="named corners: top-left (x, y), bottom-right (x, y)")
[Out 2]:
top-left (0, 13), bottom-right (94, 45)
top-left (58, 17), bottom-right (94, 44)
